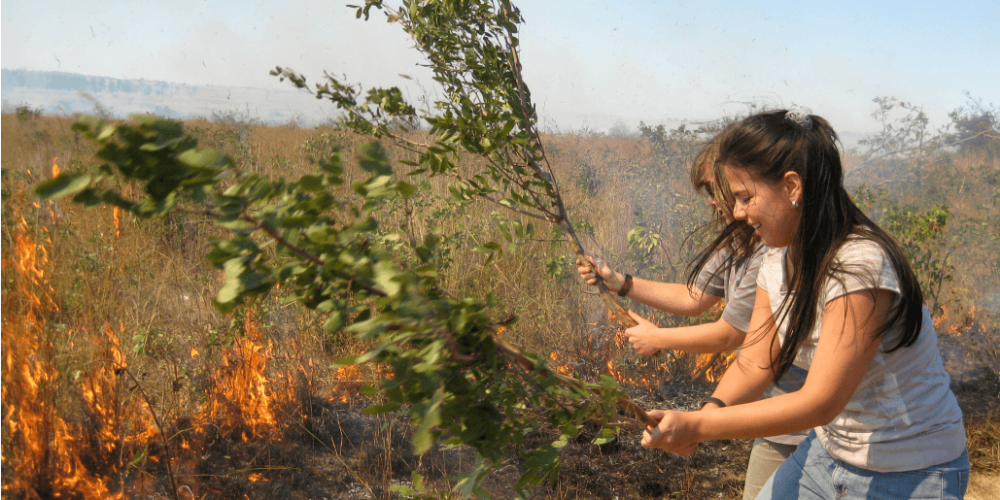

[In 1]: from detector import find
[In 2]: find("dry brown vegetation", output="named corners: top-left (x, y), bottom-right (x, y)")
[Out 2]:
top-left (2, 113), bottom-right (998, 499)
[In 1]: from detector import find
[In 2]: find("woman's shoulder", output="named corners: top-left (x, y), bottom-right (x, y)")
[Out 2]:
top-left (839, 234), bottom-right (886, 252)
top-left (759, 246), bottom-right (784, 268)
top-left (826, 235), bottom-right (901, 298)
top-left (756, 246), bottom-right (785, 292)
top-left (834, 235), bottom-right (892, 268)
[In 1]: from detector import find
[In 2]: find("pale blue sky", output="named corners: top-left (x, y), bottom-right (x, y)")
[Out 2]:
top-left (3, 0), bottom-right (997, 134)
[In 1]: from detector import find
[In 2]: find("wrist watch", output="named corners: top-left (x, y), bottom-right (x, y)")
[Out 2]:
top-left (617, 274), bottom-right (633, 297)
top-left (699, 396), bottom-right (726, 409)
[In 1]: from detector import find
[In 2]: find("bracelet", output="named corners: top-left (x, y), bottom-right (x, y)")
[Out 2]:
top-left (617, 274), bottom-right (633, 297)
top-left (699, 396), bottom-right (727, 409)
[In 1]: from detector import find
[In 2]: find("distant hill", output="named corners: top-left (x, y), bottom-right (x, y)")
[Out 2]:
top-left (1, 69), bottom-right (337, 125)
top-left (1, 69), bottom-right (869, 145)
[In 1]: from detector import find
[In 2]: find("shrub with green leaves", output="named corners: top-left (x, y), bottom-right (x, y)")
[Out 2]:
top-left (272, 0), bottom-right (636, 327)
top-left (35, 1), bottom-right (678, 495)
top-left (38, 114), bottom-right (650, 497)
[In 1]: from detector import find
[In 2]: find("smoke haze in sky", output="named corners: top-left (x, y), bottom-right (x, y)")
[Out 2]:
top-left (2, 0), bottom-right (997, 134)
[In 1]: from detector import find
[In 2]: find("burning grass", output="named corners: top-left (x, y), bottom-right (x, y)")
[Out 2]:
top-left (2, 115), bottom-right (998, 499)
top-left (0, 210), bottom-right (748, 499)
top-left (2, 217), bottom-right (130, 498)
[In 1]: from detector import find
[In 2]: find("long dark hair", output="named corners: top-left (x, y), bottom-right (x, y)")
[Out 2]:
top-left (686, 136), bottom-right (759, 292)
top-left (708, 110), bottom-right (925, 381)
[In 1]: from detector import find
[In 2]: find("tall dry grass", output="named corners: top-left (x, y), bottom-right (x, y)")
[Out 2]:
top-left (2, 113), bottom-right (997, 498)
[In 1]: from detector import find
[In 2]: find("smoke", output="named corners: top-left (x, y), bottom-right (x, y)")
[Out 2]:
top-left (2, 1), bottom-right (997, 135)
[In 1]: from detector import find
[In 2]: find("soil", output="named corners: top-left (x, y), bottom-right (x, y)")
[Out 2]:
top-left (124, 353), bottom-right (998, 500)
top-left (134, 382), bottom-right (759, 500)
top-left (966, 474), bottom-right (1000, 500)
top-left (9, 328), bottom-right (996, 499)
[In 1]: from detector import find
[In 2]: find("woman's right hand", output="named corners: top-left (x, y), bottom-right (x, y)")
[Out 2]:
top-left (624, 310), bottom-right (663, 356)
top-left (577, 255), bottom-right (624, 292)
top-left (641, 409), bottom-right (700, 456)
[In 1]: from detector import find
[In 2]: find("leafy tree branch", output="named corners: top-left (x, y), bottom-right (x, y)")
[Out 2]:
top-left (38, 114), bottom-right (653, 496)
top-left (271, 0), bottom-right (636, 327)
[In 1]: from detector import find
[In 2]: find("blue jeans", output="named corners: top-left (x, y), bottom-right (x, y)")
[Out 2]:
top-left (756, 431), bottom-right (969, 500)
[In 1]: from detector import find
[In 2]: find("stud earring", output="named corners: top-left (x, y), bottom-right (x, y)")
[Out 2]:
top-left (792, 200), bottom-right (800, 208)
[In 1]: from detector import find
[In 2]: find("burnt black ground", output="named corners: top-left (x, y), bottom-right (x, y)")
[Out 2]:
top-left (111, 327), bottom-right (1000, 499)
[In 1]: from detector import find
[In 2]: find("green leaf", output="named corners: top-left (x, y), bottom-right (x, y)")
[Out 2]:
top-left (324, 311), bottom-right (347, 334)
top-left (498, 220), bottom-right (511, 242)
top-left (373, 260), bottom-right (402, 296)
top-left (592, 427), bottom-right (617, 445)
top-left (474, 242), bottom-right (502, 253)
top-left (454, 454), bottom-right (492, 499)
top-left (217, 219), bottom-right (255, 232)
top-left (177, 148), bottom-right (229, 170)
top-left (35, 173), bottom-right (92, 199)
top-left (216, 277), bottom-right (244, 305)
top-left (97, 124), bottom-right (116, 141)
top-left (516, 437), bottom-right (567, 493)
top-left (358, 142), bottom-right (392, 176)
top-left (299, 174), bottom-right (324, 193)
top-left (365, 401), bottom-right (402, 414)
top-left (71, 188), bottom-right (104, 207)
top-left (559, 422), bottom-right (580, 437)
top-left (216, 258), bottom-right (248, 304)
top-left (394, 181), bottom-right (417, 198)
top-left (411, 386), bottom-right (445, 454)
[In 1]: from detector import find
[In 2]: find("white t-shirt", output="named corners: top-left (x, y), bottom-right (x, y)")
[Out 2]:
top-left (757, 239), bottom-right (966, 472)
top-left (697, 244), bottom-right (808, 445)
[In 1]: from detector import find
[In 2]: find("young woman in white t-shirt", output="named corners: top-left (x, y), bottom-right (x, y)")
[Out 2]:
top-left (639, 110), bottom-right (968, 500)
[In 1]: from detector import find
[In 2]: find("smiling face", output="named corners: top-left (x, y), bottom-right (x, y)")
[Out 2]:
top-left (725, 165), bottom-right (802, 248)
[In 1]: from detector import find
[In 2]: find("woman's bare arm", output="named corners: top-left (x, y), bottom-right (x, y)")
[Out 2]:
top-left (701, 286), bottom-right (779, 408)
top-left (624, 313), bottom-right (745, 356)
top-left (578, 256), bottom-right (722, 316)
top-left (643, 288), bottom-right (893, 453)
top-left (628, 278), bottom-right (723, 316)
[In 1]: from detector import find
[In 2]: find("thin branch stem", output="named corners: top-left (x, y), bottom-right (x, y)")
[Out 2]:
top-left (123, 368), bottom-right (180, 500)
top-left (495, 340), bottom-right (656, 427)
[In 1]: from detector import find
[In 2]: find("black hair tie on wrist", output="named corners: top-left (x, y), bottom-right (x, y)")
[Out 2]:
top-left (617, 274), bottom-right (633, 297)
top-left (700, 396), bottom-right (727, 409)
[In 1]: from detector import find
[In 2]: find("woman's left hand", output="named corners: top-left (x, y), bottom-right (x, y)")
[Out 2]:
top-left (641, 409), bottom-right (700, 456)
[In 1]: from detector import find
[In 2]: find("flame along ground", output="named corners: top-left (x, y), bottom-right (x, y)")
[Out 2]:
top-left (204, 306), bottom-right (280, 440)
top-left (1, 161), bottom-right (303, 497)
top-left (935, 303), bottom-right (981, 336)
top-left (2, 216), bottom-right (126, 499)
top-left (3, 160), bottom-right (988, 498)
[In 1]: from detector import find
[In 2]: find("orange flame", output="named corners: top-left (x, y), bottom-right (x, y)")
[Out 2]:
top-left (693, 351), bottom-right (737, 383)
top-left (548, 351), bottom-right (573, 375)
top-left (205, 307), bottom-right (279, 439)
top-left (112, 206), bottom-right (122, 239)
top-left (934, 303), bottom-right (979, 336)
top-left (1, 219), bottom-right (125, 499)
top-left (333, 364), bottom-right (363, 403)
top-left (933, 304), bottom-right (950, 330)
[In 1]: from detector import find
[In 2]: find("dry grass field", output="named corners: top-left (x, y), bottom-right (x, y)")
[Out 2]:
top-left (2, 113), bottom-right (997, 499)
